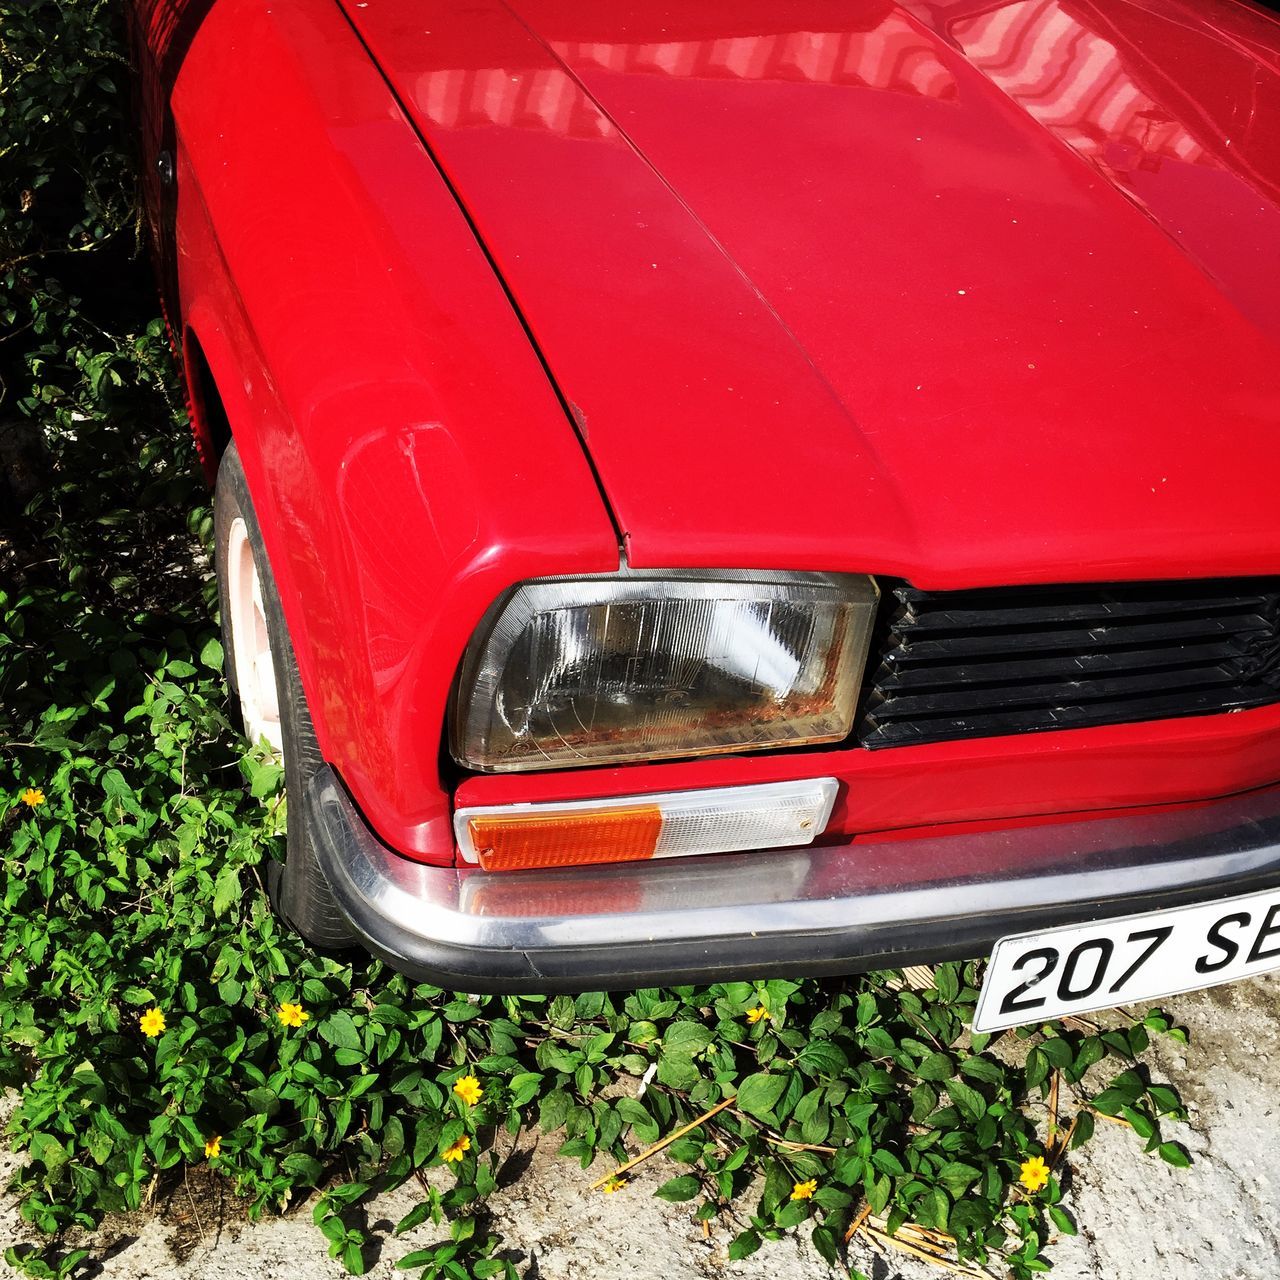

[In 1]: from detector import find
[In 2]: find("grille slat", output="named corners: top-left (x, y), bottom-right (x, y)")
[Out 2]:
top-left (873, 665), bottom-right (1243, 719)
top-left (875, 638), bottom-right (1250, 691)
top-left (896, 589), bottom-right (1274, 629)
top-left (889, 612), bottom-right (1273, 661)
top-left (857, 578), bottom-right (1280, 749)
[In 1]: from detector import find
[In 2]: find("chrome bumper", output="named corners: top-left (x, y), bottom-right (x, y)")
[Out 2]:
top-left (306, 766), bottom-right (1280, 992)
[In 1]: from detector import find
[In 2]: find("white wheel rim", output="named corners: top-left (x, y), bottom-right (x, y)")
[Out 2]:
top-left (226, 515), bottom-right (284, 755)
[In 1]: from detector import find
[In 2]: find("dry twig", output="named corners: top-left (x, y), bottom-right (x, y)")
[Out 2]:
top-left (1049, 1114), bottom-right (1080, 1168)
top-left (1048, 1070), bottom-right (1060, 1148)
top-left (844, 1201), bottom-right (873, 1243)
top-left (587, 1095), bottom-right (737, 1191)
top-left (1087, 1107), bottom-right (1131, 1127)
top-left (857, 1216), bottom-right (991, 1278)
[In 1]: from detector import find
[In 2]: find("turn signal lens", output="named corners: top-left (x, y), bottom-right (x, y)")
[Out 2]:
top-left (468, 806), bottom-right (662, 872)
top-left (455, 778), bottom-right (839, 872)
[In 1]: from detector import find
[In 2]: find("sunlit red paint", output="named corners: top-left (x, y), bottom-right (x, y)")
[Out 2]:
top-left (128, 0), bottom-right (1280, 865)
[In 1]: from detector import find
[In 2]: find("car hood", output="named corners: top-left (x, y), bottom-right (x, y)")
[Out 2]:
top-left (342, 0), bottom-right (1280, 588)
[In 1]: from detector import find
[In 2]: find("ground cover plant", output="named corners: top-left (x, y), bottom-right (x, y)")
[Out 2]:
top-left (1, 4), bottom-right (1193, 1278)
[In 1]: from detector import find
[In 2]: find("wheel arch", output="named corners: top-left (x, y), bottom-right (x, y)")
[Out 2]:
top-left (182, 323), bottom-right (232, 480)
top-left (178, 303), bottom-right (337, 775)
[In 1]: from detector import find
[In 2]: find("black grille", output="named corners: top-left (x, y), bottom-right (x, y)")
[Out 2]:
top-left (857, 578), bottom-right (1280, 748)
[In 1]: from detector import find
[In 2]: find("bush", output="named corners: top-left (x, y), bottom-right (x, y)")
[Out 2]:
top-left (1, 6), bottom-right (1191, 1280)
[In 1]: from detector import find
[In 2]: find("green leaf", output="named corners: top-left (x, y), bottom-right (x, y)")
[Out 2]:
top-left (663, 1021), bottom-right (713, 1053)
top-left (856, 992), bottom-right (878, 1028)
top-left (557, 1136), bottom-right (594, 1168)
top-left (915, 1052), bottom-right (955, 1081)
top-left (865, 1170), bottom-right (892, 1215)
top-left (538, 1089), bottom-right (573, 1133)
top-left (797, 1041), bottom-right (849, 1078)
top-left (1071, 1111), bottom-right (1095, 1149)
top-left (937, 1161), bottom-right (982, 1198)
top-left (950, 1198), bottom-right (992, 1242)
top-left (1089, 1087), bottom-right (1130, 1116)
top-left (959, 1056), bottom-right (1004, 1085)
top-left (812, 1224), bottom-right (840, 1266)
top-left (933, 965), bottom-right (960, 1003)
top-left (398, 1249), bottom-right (443, 1269)
top-left (736, 1073), bottom-right (787, 1119)
top-left (101, 768), bottom-right (144, 818)
top-left (656, 1049), bottom-right (700, 1090)
top-left (321, 1011), bottom-right (363, 1053)
top-left (1073, 1037), bottom-right (1106, 1076)
top-left (282, 1153), bottom-right (324, 1184)
top-left (508, 1072), bottom-right (543, 1107)
top-left (761, 1161), bottom-right (794, 1217)
top-left (1025, 1047), bottom-right (1051, 1091)
top-left (653, 1175), bottom-right (701, 1202)
top-left (247, 757), bottom-right (284, 799)
top-left (212, 865), bottom-right (240, 917)
top-left (776, 1198), bottom-right (810, 1228)
top-left (1120, 1106), bottom-right (1156, 1141)
top-left (1158, 1142), bottom-right (1192, 1168)
top-left (946, 1079), bottom-right (987, 1123)
top-left (614, 1098), bottom-right (660, 1143)
top-left (548, 995), bottom-right (577, 1029)
top-left (395, 1201), bottom-right (435, 1235)
top-left (199, 636), bottom-right (224, 670)
top-left (1039, 1036), bottom-right (1074, 1069)
top-left (1049, 1205), bottom-right (1077, 1236)
top-left (914, 1186), bottom-right (951, 1232)
top-left (1147, 1085), bottom-right (1182, 1116)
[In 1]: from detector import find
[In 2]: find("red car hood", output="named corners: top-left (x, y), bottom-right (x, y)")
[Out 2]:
top-left (342, 0), bottom-right (1280, 588)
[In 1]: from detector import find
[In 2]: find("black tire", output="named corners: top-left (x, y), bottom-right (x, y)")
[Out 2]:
top-left (214, 442), bottom-right (353, 950)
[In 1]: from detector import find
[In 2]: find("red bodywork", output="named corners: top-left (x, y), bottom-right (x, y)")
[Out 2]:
top-left (129, 0), bottom-right (1280, 865)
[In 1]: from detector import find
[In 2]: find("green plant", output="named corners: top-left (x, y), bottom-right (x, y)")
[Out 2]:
top-left (1, 5), bottom-right (1194, 1280)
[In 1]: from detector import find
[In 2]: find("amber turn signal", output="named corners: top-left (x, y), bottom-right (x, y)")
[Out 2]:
top-left (455, 779), bottom-right (840, 873)
top-left (467, 805), bottom-right (662, 871)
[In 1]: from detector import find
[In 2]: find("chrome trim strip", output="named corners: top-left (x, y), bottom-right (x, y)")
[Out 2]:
top-left (306, 767), bottom-right (1280, 992)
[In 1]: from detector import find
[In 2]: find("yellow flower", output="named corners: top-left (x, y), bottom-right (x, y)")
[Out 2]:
top-left (204, 1135), bottom-right (221, 1159)
top-left (20, 787), bottom-right (45, 808)
top-left (1019, 1155), bottom-right (1050, 1194)
top-left (139, 1007), bottom-right (166, 1038)
top-left (746, 1005), bottom-right (771, 1024)
top-left (602, 1176), bottom-right (627, 1194)
top-left (790, 1179), bottom-right (818, 1200)
top-left (440, 1135), bottom-right (471, 1164)
top-left (453, 1075), bottom-right (484, 1106)
top-left (277, 1002), bottom-right (309, 1028)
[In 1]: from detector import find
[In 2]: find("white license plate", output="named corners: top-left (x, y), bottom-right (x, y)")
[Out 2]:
top-left (972, 886), bottom-right (1280, 1033)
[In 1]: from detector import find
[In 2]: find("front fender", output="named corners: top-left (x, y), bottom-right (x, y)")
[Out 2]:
top-left (170, 0), bottom-right (619, 860)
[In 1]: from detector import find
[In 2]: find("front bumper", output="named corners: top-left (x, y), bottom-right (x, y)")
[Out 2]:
top-left (306, 766), bottom-right (1280, 992)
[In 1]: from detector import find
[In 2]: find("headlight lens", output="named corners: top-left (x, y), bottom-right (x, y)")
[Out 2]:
top-left (451, 570), bottom-right (879, 772)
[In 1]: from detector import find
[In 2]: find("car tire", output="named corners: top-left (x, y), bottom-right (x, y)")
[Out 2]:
top-left (214, 442), bottom-right (353, 950)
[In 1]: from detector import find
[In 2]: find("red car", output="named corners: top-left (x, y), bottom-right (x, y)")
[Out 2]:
top-left (128, 0), bottom-right (1280, 1025)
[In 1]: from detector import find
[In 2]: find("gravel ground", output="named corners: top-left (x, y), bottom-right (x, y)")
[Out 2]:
top-left (3, 975), bottom-right (1277, 1280)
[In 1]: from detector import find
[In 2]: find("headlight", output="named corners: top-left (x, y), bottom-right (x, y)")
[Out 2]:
top-left (451, 570), bottom-right (879, 772)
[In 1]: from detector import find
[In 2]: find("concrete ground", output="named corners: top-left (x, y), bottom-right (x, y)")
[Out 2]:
top-left (3, 975), bottom-right (1277, 1280)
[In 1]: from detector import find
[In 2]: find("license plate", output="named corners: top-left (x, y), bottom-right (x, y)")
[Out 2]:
top-left (972, 886), bottom-right (1280, 1033)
